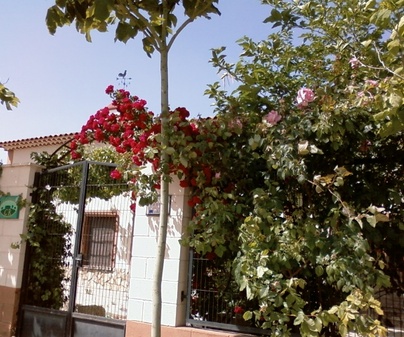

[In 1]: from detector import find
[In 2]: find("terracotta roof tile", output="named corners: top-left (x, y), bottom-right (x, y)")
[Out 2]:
top-left (0, 133), bottom-right (77, 151)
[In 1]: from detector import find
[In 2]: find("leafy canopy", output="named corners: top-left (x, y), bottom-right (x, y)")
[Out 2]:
top-left (46, 0), bottom-right (220, 55)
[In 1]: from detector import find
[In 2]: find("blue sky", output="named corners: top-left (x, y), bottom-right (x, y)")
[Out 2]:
top-left (0, 0), bottom-right (271, 162)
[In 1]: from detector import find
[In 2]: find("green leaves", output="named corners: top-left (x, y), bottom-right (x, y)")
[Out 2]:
top-left (46, 0), bottom-right (221, 53)
top-left (92, 0), bottom-right (114, 21)
top-left (115, 21), bottom-right (139, 43)
top-left (0, 82), bottom-right (19, 110)
top-left (201, 1), bottom-right (404, 335)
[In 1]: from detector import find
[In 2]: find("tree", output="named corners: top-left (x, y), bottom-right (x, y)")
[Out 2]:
top-left (0, 81), bottom-right (19, 110)
top-left (45, 1), bottom-right (219, 336)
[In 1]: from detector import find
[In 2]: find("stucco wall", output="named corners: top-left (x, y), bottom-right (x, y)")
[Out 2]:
top-left (0, 164), bottom-right (42, 337)
top-left (5, 145), bottom-right (62, 166)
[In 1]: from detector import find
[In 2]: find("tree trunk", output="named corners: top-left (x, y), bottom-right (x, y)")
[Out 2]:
top-left (151, 3), bottom-right (170, 337)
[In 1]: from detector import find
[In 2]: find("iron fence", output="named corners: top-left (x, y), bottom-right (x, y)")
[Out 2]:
top-left (19, 161), bottom-right (133, 337)
top-left (186, 251), bottom-right (271, 336)
top-left (186, 250), bottom-right (404, 337)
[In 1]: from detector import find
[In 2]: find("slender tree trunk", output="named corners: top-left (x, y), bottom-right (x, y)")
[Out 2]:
top-left (151, 3), bottom-right (170, 336)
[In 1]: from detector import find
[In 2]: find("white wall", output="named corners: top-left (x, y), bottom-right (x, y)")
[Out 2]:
top-left (128, 177), bottom-right (191, 326)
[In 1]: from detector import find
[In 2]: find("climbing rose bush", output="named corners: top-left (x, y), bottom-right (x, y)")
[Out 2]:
top-left (71, 80), bottom-right (400, 337)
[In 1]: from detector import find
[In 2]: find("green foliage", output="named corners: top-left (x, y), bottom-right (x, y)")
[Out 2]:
top-left (21, 188), bottom-right (73, 309)
top-left (46, 0), bottom-right (220, 53)
top-left (32, 146), bottom-right (128, 203)
top-left (261, 0), bottom-right (404, 137)
top-left (0, 82), bottom-right (19, 110)
top-left (197, 1), bottom-right (404, 335)
top-left (18, 147), bottom-right (132, 309)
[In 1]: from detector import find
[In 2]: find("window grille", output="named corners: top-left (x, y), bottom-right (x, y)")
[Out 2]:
top-left (81, 212), bottom-right (118, 271)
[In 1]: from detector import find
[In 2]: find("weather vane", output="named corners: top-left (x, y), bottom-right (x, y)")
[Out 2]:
top-left (116, 70), bottom-right (132, 89)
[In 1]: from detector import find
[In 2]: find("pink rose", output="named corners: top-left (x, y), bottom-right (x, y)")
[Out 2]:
top-left (296, 88), bottom-right (315, 108)
top-left (349, 57), bottom-right (360, 69)
top-left (365, 79), bottom-right (378, 87)
top-left (264, 110), bottom-right (282, 126)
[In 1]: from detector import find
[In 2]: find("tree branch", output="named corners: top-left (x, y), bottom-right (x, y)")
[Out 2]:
top-left (167, 17), bottom-right (194, 52)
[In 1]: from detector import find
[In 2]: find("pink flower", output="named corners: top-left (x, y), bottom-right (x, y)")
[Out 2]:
top-left (365, 79), bottom-right (378, 87)
top-left (296, 88), bottom-right (315, 108)
top-left (349, 57), bottom-right (360, 69)
top-left (264, 110), bottom-right (282, 126)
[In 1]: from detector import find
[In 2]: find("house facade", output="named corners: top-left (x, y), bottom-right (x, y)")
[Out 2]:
top-left (0, 134), bottom-right (252, 337)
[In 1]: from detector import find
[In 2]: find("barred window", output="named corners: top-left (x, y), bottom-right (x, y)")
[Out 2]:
top-left (81, 212), bottom-right (118, 271)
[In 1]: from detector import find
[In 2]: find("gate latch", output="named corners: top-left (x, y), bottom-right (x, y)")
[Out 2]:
top-left (75, 253), bottom-right (83, 267)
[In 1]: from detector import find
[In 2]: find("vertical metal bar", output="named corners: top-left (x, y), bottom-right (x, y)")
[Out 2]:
top-left (67, 161), bottom-right (90, 337)
top-left (185, 249), bottom-right (193, 324)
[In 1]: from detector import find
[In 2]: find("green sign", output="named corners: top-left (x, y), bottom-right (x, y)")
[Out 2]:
top-left (0, 196), bottom-right (20, 219)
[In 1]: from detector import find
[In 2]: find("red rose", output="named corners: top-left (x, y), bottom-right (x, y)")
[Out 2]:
top-left (205, 252), bottom-right (216, 260)
top-left (180, 180), bottom-right (189, 188)
top-left (105, 85), bottom-right (114, 94)
top-left (234, 306), bottom-right (244, 314)
top-left (130, 203), bottom-right (136, 212)
top-left (176, 107), bottom-right (190, 120)
top-left (187, 196), bottom-right (202, 207)
top-left (133, 99), bottom-right (147, 110)
top-left (71, 151), bottom-right (81, 160)
top-left (94, 129), bottom-right (105, 141)
top-left (110, 169), bottom-right (122, 180)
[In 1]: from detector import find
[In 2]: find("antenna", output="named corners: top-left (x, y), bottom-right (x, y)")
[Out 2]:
top-left (116, 70), bottom-right (132, 89)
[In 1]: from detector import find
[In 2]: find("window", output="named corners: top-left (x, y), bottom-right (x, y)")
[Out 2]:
top-left (81, 212), bottom-right (118, 271)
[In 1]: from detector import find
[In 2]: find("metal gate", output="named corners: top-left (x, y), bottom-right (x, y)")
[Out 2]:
top-left (18, 161), bottom-right (134, 337)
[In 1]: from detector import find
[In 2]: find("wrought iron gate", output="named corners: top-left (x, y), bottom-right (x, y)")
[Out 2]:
top-left (18, 161), bottom-right (134, 337)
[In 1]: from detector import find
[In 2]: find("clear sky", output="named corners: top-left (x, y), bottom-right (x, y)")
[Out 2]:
top-left (0, 0), bottom-right (271, 163)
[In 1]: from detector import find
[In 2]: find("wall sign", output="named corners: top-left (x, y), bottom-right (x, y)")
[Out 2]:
top-left (146, 196), bottom-right (171, 216)
top-left (0, 196), bottom-right (20, 219)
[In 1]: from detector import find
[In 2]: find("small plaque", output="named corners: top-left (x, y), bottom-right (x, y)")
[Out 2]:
top-left (146, 196), bottom-right (171, 216)
top-left (0, 196), bottom-right (20, 219)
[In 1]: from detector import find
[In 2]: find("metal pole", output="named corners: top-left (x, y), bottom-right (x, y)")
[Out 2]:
top-left (67, 161), bottom-right (90, 337)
